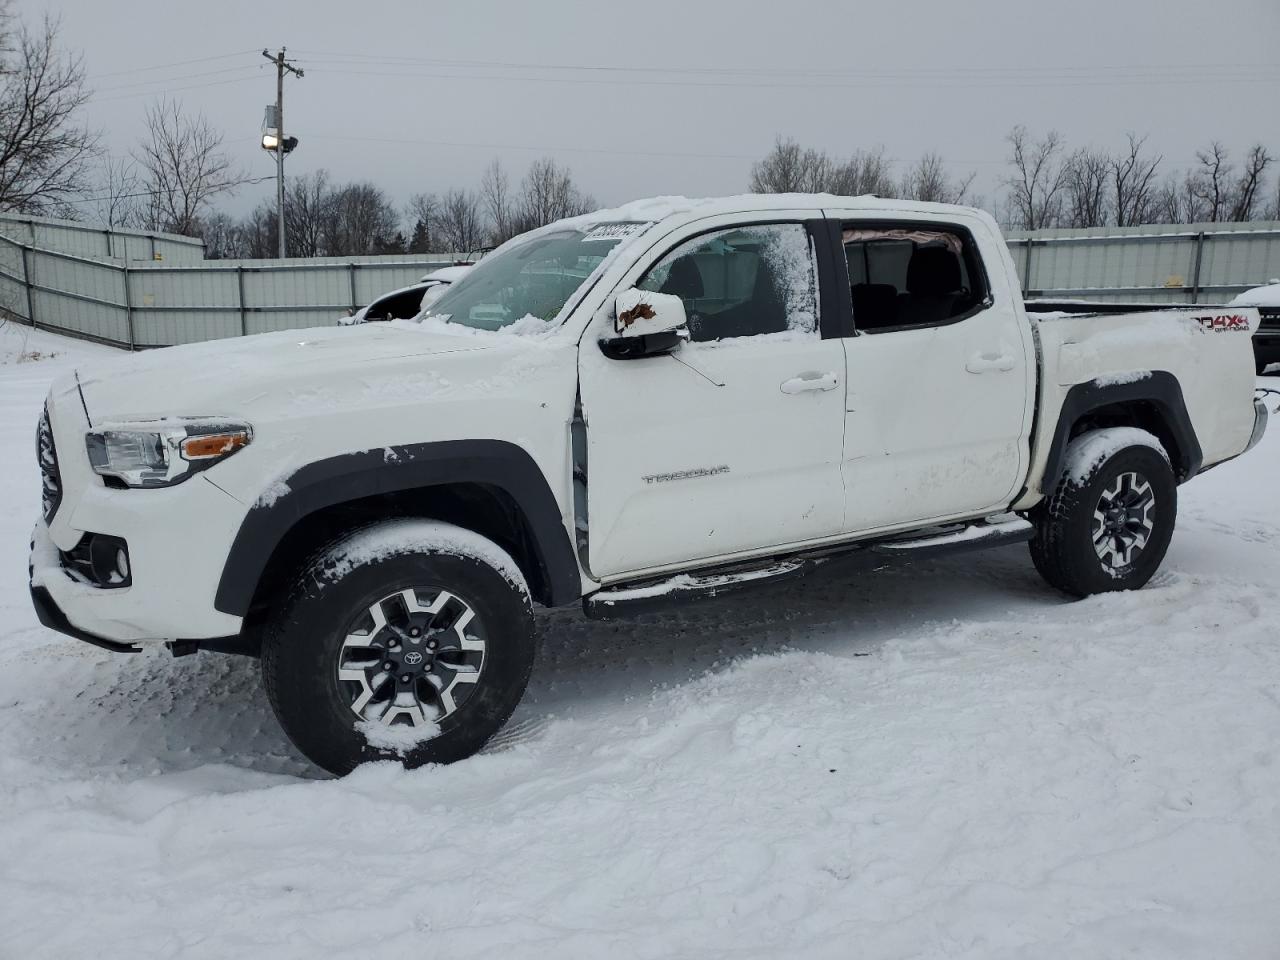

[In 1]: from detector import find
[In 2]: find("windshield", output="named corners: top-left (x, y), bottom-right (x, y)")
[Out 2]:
top-left (422, 226), bottom-right (632, 332)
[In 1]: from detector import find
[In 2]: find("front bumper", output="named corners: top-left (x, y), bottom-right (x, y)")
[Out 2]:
top-left (29, 582), bottom-right (140, 653)
top-left (30, 383), bottom-right (252, 646)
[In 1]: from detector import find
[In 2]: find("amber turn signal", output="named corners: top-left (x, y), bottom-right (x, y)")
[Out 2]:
top-left (180, 431), bottom-right (250, 460)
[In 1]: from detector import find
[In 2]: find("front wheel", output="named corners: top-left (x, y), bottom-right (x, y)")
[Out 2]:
top-left (261, 519), bottom-right (536, 775)
top-left (1029, 428), bottom-right (1177, 598)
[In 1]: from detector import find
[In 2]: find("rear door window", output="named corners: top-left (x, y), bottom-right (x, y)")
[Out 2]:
top-left (843, 224), bottom-right (989, 333)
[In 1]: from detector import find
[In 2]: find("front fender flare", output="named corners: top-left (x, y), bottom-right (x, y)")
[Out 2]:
top-left (213, 440), bottom-right (580, 616)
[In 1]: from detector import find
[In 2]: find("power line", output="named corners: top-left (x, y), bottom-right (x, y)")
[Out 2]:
top-left (305, 132), bottom-right (758, 162)
top-left (62, 175), bottom-right (278, 207)
top-left (88, 49), bottom-right (261, 80)
top-left (88, 74), bottom-right (263, 104)
top-left (292, 63), bottom-right (1279, 92)
top-left (289, 50), bottom-right (1277, 86)
top-left (95, 63), bottom-right (266, 95)
top-left (289, 48), bottom-right (1273, 79)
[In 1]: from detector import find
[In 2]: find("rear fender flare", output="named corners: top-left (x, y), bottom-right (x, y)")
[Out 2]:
top-left (1040, 372), bottom-right (1202, 491)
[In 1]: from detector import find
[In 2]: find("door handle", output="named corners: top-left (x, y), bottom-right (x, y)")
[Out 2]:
top-left (966, 351), bottom-right (1016, 374)
top-left (780, 372), bottom-right (839, 394)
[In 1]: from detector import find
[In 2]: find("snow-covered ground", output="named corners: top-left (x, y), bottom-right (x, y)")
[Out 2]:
top-left (2, 322), bottom-right (1279, 959)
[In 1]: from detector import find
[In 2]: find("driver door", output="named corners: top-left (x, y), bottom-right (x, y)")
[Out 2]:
top-left (577, 216), bottom-right (848, 580)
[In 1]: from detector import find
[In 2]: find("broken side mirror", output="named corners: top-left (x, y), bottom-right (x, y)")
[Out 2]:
top-left (599, 289), bottom-right (691, 360)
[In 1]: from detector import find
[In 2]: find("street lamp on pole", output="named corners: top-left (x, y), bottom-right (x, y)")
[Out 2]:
top-left (261, 48), bottom-right (303, 259)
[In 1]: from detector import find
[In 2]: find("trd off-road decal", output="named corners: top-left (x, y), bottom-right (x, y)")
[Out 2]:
top-left (1193, 314), bottom-right (1251, 333)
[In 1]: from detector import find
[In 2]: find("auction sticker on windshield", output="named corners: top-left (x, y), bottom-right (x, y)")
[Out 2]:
top-left (582, 222), bottom-right (652, 242)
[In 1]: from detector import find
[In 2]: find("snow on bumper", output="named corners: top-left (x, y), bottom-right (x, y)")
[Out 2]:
top-left (29, 473), bottom-right (248, 647)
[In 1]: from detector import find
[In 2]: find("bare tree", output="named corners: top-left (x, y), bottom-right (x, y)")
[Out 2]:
top-left (323, 182), bottom-right (399, 255)
top-left (899, 152), bottom-right (975, 204)
top-left (284, 168), bottom-right (332, 257)
top-left (192, 211), bottom-right (247, 260)
top-left (0, 10), bottom-right (96, 214)
top-left (1111, 134), bottom-right (1161, 226)
top-left (751, 137), bottom-right (896, 197)
top-left (406, 191), bottom-right (438, 253)
top-left (435, 188), bottom-right (485, 254)
top-left (480, 159), bottom-right (516, 244)
top-left (749, 137), bottom-right (811, 193)
top-left (1002, 125), bottom-right (1069, 229)
top-left (515, 157), bottom-right (593, 232)
top-left (1062, 148), bottom-right (1111, 228)
top-left (827, 147), bottom-right (896, 197)
top-left (1184, 142), bottom-right (1234, 222)
top-left (1229, 144), bottom-right (1272, 221)
top-left (134, 99), bottom-right (239, 235)
top-left (90, 155), bottom-right (141, 229)
top-left (239, 201), bottom-right (278, 258)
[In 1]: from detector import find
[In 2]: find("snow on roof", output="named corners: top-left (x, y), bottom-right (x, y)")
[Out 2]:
top-left (1230, 281), bottom-right (1280, 308)
top-left (565, 193), bottom-right (986, 230)
top-left (421, 264), bottom-right (472, 283)
top-left (477, 193), bottom-right (995, 267)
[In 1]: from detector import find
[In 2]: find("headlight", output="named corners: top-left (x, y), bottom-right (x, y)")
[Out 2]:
top-left (85, 419), bottom-right (252, 488)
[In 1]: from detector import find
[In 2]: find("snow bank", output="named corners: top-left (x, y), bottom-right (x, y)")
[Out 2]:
top-left (3, 330), bottom-right (1280, 959)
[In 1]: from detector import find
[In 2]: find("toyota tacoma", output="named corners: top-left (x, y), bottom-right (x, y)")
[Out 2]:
top-left (29, 194), bottom-right (1269, 774)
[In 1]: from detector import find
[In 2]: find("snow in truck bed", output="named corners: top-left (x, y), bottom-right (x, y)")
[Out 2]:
top-left (1, 327), bottom-right (1279, 959)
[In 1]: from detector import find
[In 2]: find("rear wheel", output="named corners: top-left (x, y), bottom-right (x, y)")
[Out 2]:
top-left (261, 520), bottom-right (535, 775)
top-left (1029, 429), bottom-right (1177, 598)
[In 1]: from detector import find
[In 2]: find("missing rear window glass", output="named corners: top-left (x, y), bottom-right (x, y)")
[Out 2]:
top-left (843, 224), bottom-right (989, 332)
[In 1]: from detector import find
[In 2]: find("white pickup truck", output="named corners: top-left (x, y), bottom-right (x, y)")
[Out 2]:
top-left (29, 194), bottom-right (1268, 774)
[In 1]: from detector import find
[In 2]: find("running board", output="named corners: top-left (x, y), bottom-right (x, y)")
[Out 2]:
top-left (868, 515), bottom-right (1034, 557)
top-left (583, 516), bottom-right (1034, 620)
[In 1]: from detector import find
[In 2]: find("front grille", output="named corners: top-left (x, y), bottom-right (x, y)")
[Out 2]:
top-left (36, 406), bottom-right (62, 523)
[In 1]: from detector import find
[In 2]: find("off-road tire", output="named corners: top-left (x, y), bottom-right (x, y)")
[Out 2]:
top-left (261, 520), bottom-right (535, 776)
top-left (1029, 429), bottom-right (1177, 598)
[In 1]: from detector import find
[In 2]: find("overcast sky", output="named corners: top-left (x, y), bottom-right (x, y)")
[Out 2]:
top-left (34, 0), bottom-right (1280, 221)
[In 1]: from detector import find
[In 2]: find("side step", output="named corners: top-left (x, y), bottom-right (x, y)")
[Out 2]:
top-left (584, 558), bottom-right (810, 619)
top-left (582, 515), bottom-right (1034, 620)
top-left (868, 514), bottom-right (1033, 557)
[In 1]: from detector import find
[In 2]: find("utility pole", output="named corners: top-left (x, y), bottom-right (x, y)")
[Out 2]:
top-left (262, 47), bottom-right (303, 259)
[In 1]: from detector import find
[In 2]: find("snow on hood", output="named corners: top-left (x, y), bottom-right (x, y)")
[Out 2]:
top-left (74, 323), bottom-right (491, 422)
top-left (1230, 282), bottom-right (1280, 308)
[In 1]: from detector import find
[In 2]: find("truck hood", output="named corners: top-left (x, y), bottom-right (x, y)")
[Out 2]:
top-left (75, 324), bottom-right (494, 422)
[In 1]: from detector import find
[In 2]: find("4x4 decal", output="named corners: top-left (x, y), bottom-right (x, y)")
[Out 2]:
top-left (1194, 314), bottom-right (1251, 333)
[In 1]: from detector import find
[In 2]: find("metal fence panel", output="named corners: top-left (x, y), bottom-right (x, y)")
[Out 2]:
top-left (9, 213), bottom-right (1280, 351)
top-left (0, 213), bottom-right (206, 265)
top-left (1008, 221), bottom-right (1280, 301)
top-left (133, 309), bottom-right (241, 347)
top-left (30, 288), bottom-right (130, 343)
